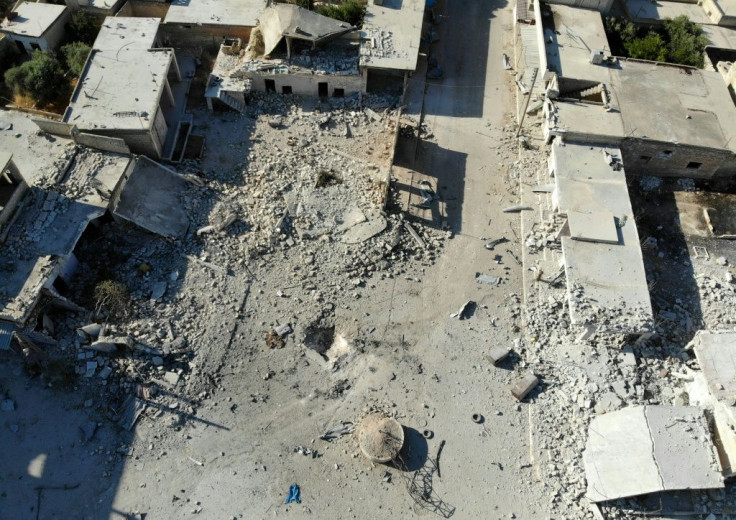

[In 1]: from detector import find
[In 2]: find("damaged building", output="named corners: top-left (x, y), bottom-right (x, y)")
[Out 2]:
top-left (206, 4), bottom-right (361, 108)
top-left (62, 17), bottom-right (193, 160)
top-left (206, 0), bottom-right (427, 107)
top-left (521, 3), bottom-right (736, 179)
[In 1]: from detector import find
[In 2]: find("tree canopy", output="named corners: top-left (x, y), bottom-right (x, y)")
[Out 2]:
top-left (604, 15), bottom-right (708, 68)
top-left (4, 51), bottom-right (65, 106)
top-left (62, 42), bottom-right (91, 77)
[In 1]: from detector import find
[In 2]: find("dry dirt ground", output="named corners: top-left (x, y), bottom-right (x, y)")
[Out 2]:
top-left (1, 1), bottom-right (584, 519)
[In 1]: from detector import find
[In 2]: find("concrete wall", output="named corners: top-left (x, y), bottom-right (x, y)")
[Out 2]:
top-left (32, 118), bottom-right (74, 137)
top-left (545, 0), bottom-right (613, 13)
top-left (161, 24), bottom-right (252, 51)
top-left (621, 139), bottom-right (734, 179)
top-left (74, 131), bottom-right (131, 154)
top-left (248, 72), bottom-right (366, 97)
top-left (116, 1), bottom-right (170, 19)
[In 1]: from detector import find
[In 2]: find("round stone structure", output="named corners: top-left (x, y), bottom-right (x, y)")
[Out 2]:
top-left (357, 413), bottom-right (405, 463)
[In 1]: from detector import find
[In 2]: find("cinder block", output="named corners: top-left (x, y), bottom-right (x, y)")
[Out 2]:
top-left (489, 346), bottom-right (511, 366)
top-left (511, 372), bottom-right (539, 401)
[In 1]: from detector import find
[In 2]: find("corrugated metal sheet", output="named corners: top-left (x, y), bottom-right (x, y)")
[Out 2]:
top-left (0, 321), bottom-right (14, 351)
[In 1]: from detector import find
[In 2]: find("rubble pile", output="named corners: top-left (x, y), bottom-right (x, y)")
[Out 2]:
top-left (33, 94), bottom-right (447, 416)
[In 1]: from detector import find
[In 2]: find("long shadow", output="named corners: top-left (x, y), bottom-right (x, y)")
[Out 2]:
top-left (627, 181), bottom-right (702, 356)
top-left (393, 137), bottom-right (468, 232)
top-left (421, 0), bottom-right (508, 119)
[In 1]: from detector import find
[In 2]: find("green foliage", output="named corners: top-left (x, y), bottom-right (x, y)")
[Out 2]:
top-left (4, 51), bottom-right (65, 105)
top-left (317, 1), bottom-right (366, 28)
top-left (604, 15), bottom-right (708, 67)
top-left (295, 0), bottom-right (315, 9)
top-left (67, 10), bottom-right (100, 45)
top-left (61, 42), bottom-right (91, 76)
top-left (662, 15), bottom-right (708, 67)
top-left (624, 32), bottom-right (666, 62)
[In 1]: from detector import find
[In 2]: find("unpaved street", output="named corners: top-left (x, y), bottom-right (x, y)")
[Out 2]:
top-left (0, 1), bottom-right (550, 518)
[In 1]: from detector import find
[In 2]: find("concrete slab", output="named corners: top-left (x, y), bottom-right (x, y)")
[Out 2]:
top-left (584, 406), bottom-right (723, 502)
top-left (567, 210), bottom-right (618, 244)
top-left (113, 157), bottom-right (190, 237)
top-left (360, 0), bottom-right (425, 71)
top-left (693, 331), bottom-right (736, 404)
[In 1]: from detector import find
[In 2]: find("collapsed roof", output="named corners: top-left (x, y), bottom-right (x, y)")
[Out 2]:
top-left (259, 4), bottom-right (356, 57)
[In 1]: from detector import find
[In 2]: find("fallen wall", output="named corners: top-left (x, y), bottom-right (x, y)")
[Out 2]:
top-left (248, 72), bottom-right (366, 97)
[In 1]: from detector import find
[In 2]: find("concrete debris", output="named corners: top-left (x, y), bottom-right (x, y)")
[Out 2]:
top-left (476, 274), bottom-right (501, 285)
top-left (450, 300), bottom-right (475, 319)
top-left (502, 205), bottom-right (533, 213)
top-left (510, 372), bottom-right (539, 401)
top-left (320, 421), bottom-right (355, 441)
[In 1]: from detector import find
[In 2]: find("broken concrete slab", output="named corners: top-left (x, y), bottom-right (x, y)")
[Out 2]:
top-left (112, 156), bottom-right (190, 238)
top-left (488, 345), bottom-right (511, 366)
top-left (567, 210), bottom-right (619, 244)
top-left (341, 215), bottom-right (387, 244)
top-left (583, 406), bottom-right (723, 503)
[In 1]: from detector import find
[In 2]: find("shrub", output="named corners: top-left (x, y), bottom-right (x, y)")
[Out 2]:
top-left (4, 51), bottom-right (65, 106)
top-left (61, 42), bottom-right (91, 77)
top-left (317, 1), bottom-right (366, 27)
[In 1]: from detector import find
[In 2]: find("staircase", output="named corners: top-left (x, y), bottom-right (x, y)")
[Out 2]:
top-left (218, 91), bottom-right (246, 113)
top-left (563, 83), bottom-right (603, 101)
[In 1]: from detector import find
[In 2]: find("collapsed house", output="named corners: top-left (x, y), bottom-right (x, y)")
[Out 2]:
top-left (206, 0), bottom-right (427, 107)
top-left (0, 1), bottom-right (70, 54)
top-left (0, 109), bottom-right (196, 341)
top-left (62, 17), bottom-right (193, 160)
top-left (207, 4), bottom-right (360, 109)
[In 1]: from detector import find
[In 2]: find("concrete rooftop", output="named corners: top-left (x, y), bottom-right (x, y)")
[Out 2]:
top-left (703, 24), bottom-right (736, 49)
top-left (360, 0), bottom-right (424, 71)
top-left (64, 48), bottom-right (173, 131)
top-left (0, 2), bottom-right (66, 38)
top-left (93, 17), bottom-right (160, 51)
top-left (164, 0), bottom-right (266, 27)
top-left (549, 60), bottom-right (736, 152)
top-left (584, 406), bottom-right (724, 502)
top-left (713, 0), bottom-right (736, 17)
top-left (544, 5), bottom-right (611, 83)
top-left (551, 141), bottom-right (653, 333)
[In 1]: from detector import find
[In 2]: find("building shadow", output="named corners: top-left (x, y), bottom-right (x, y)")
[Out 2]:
top-left (421, 0), bottom-right (509, 119)
top-left (392, 136), bottom-right (468, 232)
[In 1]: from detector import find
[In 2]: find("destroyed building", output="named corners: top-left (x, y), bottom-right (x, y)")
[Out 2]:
top-left (0, 2), bottom-right (70, 54)
top-left (206, 4), bottom-right (360, 108)
top-left (62, 17), bottom-right (193, 160)
top-left (535, 3), bottom-right (736, 179)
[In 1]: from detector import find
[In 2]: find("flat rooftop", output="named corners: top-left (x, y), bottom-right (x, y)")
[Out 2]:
top-left (360, 0), bottom-right (424, 71)
top-left (549, 59), bottom-right (736, 152)
top-left (93, 17), bottom-right (160, 51)
top-left (0, 2), bottom-right (66, 38)
top-left (551, 141), bottom-right (653, 333)
top-left (164, 0), bottom-right (266, 27)
top-left (623, 0), bottom-right (712, 25)
top-left (64, 48), bottom-right (173, 131)
top-left (712, 0), bottom-right (736, 18)
top-left (0, 111), bottom-right (76, 186)
top-left (544, 5), bottom-right (611, 83)
top-left (703, 24), bottom-right (736, 49)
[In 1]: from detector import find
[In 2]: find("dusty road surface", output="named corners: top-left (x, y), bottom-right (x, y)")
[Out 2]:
top-left (0, 1), bottom-right (550, 519)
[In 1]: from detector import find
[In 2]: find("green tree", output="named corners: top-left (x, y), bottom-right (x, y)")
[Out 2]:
top-left (4, 51), bottom-right (65, 105)
top-left (67, 10), bottom-right (100, 45)
top-left (624, 31), bottom-right (667, 62)
top-left (663, 15), bottom-right (708, 67)
top-left (317, 1), bottom-right (366, 27)
top-left (61, 42), bottom-right (91, 76)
